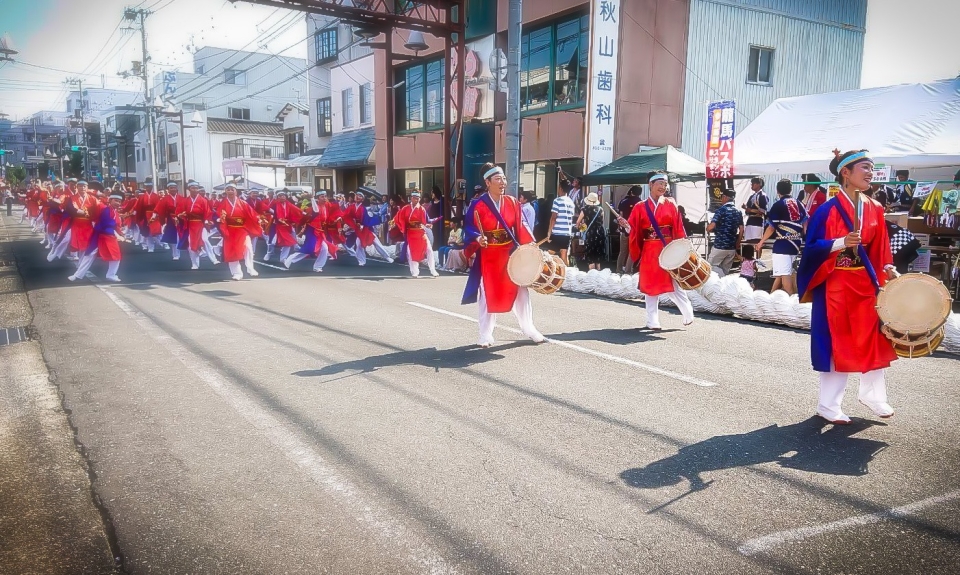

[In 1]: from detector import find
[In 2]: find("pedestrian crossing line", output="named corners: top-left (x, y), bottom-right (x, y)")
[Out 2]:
top-left (738, 488), bottom-right (960, 556)
top-left (407, 302), bottom-right (718, 388)
top-left (97, 285), bottom-right (459, 575)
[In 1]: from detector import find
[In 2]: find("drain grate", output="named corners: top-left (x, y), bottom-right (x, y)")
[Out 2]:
top-left (0, 326), bottom-right (28, 346)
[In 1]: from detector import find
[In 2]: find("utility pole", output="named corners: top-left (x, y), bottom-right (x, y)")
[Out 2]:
top-left (66, 77), bottom-right (87, 179)
top-left (505, 0), bottom-right (522, 198)
top-left (126, 6), bottom-right (157, 186)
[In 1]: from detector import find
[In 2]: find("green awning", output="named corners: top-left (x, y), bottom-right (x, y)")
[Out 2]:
top-left (581, 145), bottom-right (706, 186)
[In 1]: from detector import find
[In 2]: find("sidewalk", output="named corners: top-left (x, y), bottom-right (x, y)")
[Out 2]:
top-left (0, 212), bottom-right (122, 574)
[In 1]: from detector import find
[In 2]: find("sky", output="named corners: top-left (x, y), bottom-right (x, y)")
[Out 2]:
top-left (0, 0), bottom-right (308, 120)
top-left (0, 0), bottom-right (957, 120)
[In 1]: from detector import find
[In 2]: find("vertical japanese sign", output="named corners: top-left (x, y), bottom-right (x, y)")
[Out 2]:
top-left (163, 71), bottom-right (177, 98)
top-left (705, 100), bottom-right (735, 211)
top-left (584, 0), bottom-right (622, 199)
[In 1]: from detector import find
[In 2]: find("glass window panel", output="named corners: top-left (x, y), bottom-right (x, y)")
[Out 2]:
top-left (425, 60), bottom-right (444, 129)
top-left (758, 49), bottom-right (772, 83)
top-left (405, 66), bottom-right (424, 130)
top-left (554, 17), bottom-right (581, 108)
top-left (521, 26), bottom-right (551, 113)
top-left (403, 169), bottom-right (421, 191)
top-left (748, 47), bottom-right (760, 82)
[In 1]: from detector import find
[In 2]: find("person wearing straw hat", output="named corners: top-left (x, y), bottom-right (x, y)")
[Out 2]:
top-left (69, 189), bottom-right (126, 282)
top-left (462, 163), bottom-right (545, 347)
top-left (574, 191), bottom-right (606, 270)
top-left (797, 149), bottom-right (899, 425)
top-left (396, 190), bottom-right (439, 277)
top-left (218, 182), bottom-right (263, 280)
top-left (627, 171), bottom-right (694, 330)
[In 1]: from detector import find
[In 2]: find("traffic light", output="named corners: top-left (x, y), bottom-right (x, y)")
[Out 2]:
top-left (70, 145), bottom-right (88, 152)
top-left (0, 149), bottom-right (10, 155)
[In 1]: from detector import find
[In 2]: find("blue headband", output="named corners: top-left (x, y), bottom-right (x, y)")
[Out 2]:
top-left (648, 173), bottom-right (668, 184)
top-left (837, 151), bottom-right (872, 172)
top-left (484, 166), bottom-right (504, 180)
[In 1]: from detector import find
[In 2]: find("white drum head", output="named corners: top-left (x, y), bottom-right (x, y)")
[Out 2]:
top-left (508, 244), bottom-right (546, 286)
top-left (659, 239), bottom-right (695, 270)
top-left (877, 273), bottom-right (952, 333)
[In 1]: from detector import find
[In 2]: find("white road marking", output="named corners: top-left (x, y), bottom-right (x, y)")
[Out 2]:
top-left (407, 302), bottom-right (718, 388)
top-left (253, 259), bottom-right (288, 271)
top-left (738, 489), bottom-right (960, 556)
top-left (97, 285), bottom-right (457, 575)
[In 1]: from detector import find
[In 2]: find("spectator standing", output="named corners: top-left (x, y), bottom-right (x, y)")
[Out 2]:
top-left (519, 189), bottom-right (537, 236)
top-left (742, 177), bottom-right (768, 245)
top-left (757, 179), bottom-right (807, 295)
top-left (426, 186), bottom-right (445, 246)
top-left (799, 173), bottom-right (827, 217)
top-left (575, 192), bottom-right (606, 270)
top-left (547, 180), bottom-right (576, 264)
top-left (616, 185), bottom-right (642, 273)
top-left (706, 187), bottom-right (742, 276)
top-left (894, 170), bottom-right (916, 213)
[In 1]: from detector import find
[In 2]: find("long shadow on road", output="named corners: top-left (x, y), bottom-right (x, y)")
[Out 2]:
top-left (292, 343), bottom-right (524, 377)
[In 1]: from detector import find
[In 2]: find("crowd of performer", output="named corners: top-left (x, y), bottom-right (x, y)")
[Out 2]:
top-left (6, 148), bottom-right (913, 425)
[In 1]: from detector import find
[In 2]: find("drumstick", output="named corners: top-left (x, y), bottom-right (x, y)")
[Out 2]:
top-left (536, 238), bottom-right (549, 247)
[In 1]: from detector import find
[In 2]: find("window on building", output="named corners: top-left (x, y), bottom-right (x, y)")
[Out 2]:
top-left (747, 46), bottom-right (774, 85)
top-left (342, 87), bottom-right (354, 128)
top-left (228, 107), bottom-right (251, 120)
top-left (520, 13), bottom-right (588, 115)
top-left (360, 82), bottom-right (373, 124)
top-left (285, 131), bottom-right (305, 157)
top-left (224, 69), bottom-right (246, 85)
top-left (396, 58), bottom-right (444, 132)
top-left (316, 98), bottom-right (332, 136)
top-left (195, 64), bottom-right (205, 75)
top-left (316, 27), bottom-right (338, 63)
top-left (167, 143), bottom-right (178, 163)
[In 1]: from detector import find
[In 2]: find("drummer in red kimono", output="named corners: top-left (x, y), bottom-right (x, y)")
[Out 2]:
top-left (218, 182), bottom-right (263, 280)
top-left (66, 180), bottom-right (101, 265)
top-left (797, 150), bottom-right (899, 424)
top-left (44, 181), bottom-right (66, 249)
top-left (627, 171), bottom-right (694, 330)
top-left (461, 163), bottom-right (545, 347)
top-left (269, 188), bottom-right (303, 263)
top-left (283, 190), bottom-right (339, 272)
top-left (396, 190), bottom-right (439, 278)
top-left (69, 190), bottom-right (125, 282)
top-left (134, 178), bottom-right (161, 252)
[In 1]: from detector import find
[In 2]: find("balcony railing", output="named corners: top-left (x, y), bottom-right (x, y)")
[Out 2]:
top-left (222, 138), bottom-right (284, 160)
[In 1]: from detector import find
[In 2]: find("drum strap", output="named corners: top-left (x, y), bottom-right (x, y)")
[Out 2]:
top-left (643, 201), bottom-right (667, 246)
top-left (479, 193), bottom-right (520, 248)
top-left (833, 202), bottom-right (880, 293)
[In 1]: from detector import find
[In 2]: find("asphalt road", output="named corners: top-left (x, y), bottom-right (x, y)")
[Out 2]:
top-left (6, 216), bottom-right (960, 574)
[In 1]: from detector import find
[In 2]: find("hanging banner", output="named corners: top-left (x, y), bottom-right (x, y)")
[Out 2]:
top-left (706, 100), bottom-right (735, 180)
top-left (912, 181), bottom-right (938, 200)
top-left (584, 0), bottom-right (622, 201)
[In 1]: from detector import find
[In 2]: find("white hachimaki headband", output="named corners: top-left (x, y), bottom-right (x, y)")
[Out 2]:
top-left (484, 166), bottom-right (505, 180)
top-left (109, 193), bottom-right (124, 200)
top-left (648, 173), bottom-right (669, 184)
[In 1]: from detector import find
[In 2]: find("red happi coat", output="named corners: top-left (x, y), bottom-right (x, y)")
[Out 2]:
top-left (97, 206), bottom-right (123, 262)
top-left (181, 194), bottom-right (212, 251)
top-left (301, 200), bottom-right (340, 258)
top-left (343, 201), bottom-right (376, 247)
top-left (26, 188), bottom-right (41, 217)
top-left (628, 197), bottom-right (686, 296)
top-left (801, 193), bottom-right (897, 373)
top-left (47, 193), bottom-right (65, 234)
top-left (135, 191), bottom-right (162, 236)
top-left (272, 200), bottom-right (303, 248)
top-left (397, 203), bottom-right (431, 262)
top-left (218, 198), bottom-right (263, 263)
top-left (68, 193), bottom-right (100, 252)
top-left (471, 194), bottom-right (534, 313)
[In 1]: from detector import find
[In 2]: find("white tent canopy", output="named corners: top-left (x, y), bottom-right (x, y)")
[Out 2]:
top-left (737, 79), bottom-right (960, 176)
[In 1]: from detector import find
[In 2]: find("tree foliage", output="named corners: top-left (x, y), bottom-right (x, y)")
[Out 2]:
top-left (6, 165), bottom-right (27, 187)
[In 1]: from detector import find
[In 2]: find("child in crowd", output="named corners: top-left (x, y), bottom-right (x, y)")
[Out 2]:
top-left (739, 244), bottom-right (758, 289)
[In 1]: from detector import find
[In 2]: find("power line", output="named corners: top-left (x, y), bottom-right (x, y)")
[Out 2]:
top-left (13, 61), bottom-right (103, 77)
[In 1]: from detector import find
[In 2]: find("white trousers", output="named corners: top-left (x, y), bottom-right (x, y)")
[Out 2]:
top-left (228, 261), bottom-right (243, 279)
top-left (278, 246), bottom-right (292, 262)
top-left (407, 236), bottom-right (437, 277)
top-left (644, 281), bottom-right (694, 328)
top-left (73, 252), bottom-right (120, 279)
top-left (48, 229), bottom-right (73, 261)
top-left (355, 238), bottom-right (368, 265)
top-left (171, 244), bottom-right (180, 260)
top-left (243, 237), bottom-right (256, 274)
top-left (285, 243), bottom-right (330, 271)
top-left (201, 228), bottom-right (218, 261)
top-left (251, 236), bottom-right (261, 256)
top-left (818, 369), bottom-right (888, 421)
top-left (478, 285), bottom-right (542, 346)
